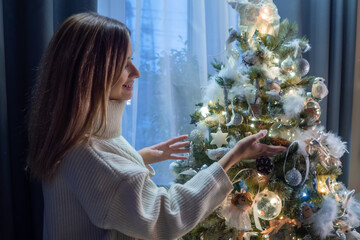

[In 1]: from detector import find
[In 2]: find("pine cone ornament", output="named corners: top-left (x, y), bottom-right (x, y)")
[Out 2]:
top-left (256, 157), bottom-right (274, 175)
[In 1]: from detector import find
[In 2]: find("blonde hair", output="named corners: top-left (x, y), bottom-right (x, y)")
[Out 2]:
top-left (27, 12), bottom-right (130, 180)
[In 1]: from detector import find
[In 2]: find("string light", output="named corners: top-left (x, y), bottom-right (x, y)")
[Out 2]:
top-left (199, 106), bottom-right (209, 117)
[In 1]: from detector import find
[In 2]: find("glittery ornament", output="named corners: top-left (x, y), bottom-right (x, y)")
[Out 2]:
top-left (256, 156), bottom-right (274, 175)
top-left (253, 189), bottom-right (282, 220)
top-left (285, 168), bottom-right (302, 186)
top-left (205, 147), bottom-right (230, 161)
top-left (312, 77), bottom-right (329, 100)
top-left (297, 58), bottom-right (310, 76)
top-left (304, 98), bottom-right (321, 121)
top-left (281, 56), bottom-right (294, 72)
top-left (189, 129), bottom-right (204, 142)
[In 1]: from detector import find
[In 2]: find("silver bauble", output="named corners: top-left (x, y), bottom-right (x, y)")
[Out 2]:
top-left (285, 168), bottom-right (302, 186)
top-left (297, 58), bottom-right (310, 76)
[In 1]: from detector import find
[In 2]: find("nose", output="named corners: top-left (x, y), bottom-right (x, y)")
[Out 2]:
top-left (131, 63), bottom-right (140, 79)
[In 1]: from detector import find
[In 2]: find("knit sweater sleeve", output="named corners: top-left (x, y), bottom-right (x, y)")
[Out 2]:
top-left (62, 143), bottom-right (233, 240)
top-left (104, 162), bottom-right (233, 239)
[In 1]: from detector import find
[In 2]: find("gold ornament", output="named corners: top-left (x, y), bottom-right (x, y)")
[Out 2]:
top-left (304, 98), bottom-right (321, 121)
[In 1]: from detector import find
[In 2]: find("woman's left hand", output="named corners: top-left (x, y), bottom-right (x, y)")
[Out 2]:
top-left (138, 135), bottom-right (190, 164)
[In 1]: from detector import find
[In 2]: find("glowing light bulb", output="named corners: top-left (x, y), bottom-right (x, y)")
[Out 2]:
top-left (222, 111), bottom-right (226, 115)
top-left (274, 58), bottom-right (280, 64)
top-left (250, 124), bottom-right (255, 128)
top-left (290, 71), bottom-right (296, 77)
top-left (126, 100), bottom-right (132, 105)
top-left (260, 7), bottom-right (271, 20)
top-left (199, 106), bottom-right (209, 117)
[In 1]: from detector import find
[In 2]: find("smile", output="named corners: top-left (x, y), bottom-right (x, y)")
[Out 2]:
top-left (122, 84), bottom-right (133, 90)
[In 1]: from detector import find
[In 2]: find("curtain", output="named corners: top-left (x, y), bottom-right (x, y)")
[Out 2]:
top-left (99, 0), bottom-right (237, 185)
top-left (0, 1), bottom-right (96, 239)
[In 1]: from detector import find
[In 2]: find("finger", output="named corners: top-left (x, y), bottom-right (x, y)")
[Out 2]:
top-left (248, 130), bottom-right (268, 142)
top-left (169, 154), bottom-right (188, 160)
top-left (169, 141), bottom-right (190, 149)
top-left (170, 148), bottom-right (190, 154)
top-left (165, 135), bottom-right (189, 145)
top-left (266, 145), bottom-right (287, 152)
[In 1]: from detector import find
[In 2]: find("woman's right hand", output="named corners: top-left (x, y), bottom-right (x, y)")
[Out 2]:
top-left (218, 130), bottom-right (287, 171)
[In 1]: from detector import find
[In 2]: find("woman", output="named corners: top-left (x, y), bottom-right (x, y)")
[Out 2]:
top-left (27, 12), bottom-right (286, 240)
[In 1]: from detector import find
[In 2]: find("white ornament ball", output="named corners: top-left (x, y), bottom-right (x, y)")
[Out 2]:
top-left (285, 168), bottom-right (302, 186)
top-left (254, 190), bottom-right (282, 220)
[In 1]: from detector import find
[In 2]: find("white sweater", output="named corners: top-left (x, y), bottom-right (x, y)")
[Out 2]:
top-left (42, 100), bottom-right (233, 240)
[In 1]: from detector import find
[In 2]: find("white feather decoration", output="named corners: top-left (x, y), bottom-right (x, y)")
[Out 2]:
top-left (229, 84), bottom-right (256, 103)
top-left (203, 76), bottom-right (225, 105)
top-left (303, 197), bottom-right (338, 239)
top-left (343, 196), bottom-right (360, 228)
top-left (322, 132), bottom-right (347, 158)
top-left (282, 94), bottom-right (306, 117)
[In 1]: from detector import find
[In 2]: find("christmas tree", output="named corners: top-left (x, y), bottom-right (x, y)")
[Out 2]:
top-left (171, 0), bottom-right (360, 239)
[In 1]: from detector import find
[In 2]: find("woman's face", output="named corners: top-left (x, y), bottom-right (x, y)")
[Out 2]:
top-left (109, 42), bottom-right (140, 101)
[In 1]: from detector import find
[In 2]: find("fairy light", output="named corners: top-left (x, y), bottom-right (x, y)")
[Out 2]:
top-left (250, 123), bottom-right (255, 128)
top-left (290, 71), bottom-right (296, 77)
top-left (260, 6), bottom-right (271, 20)
top-left (126, 100), bottom-right (132, 105)
top-left (199, 106), bottom-right (209, 117)
top-left (222, 111), bottom-right (226, 115)
top-left (274, 58), bottom-right (280, 64)
top-left (288, 89), bottom-right (296, 95)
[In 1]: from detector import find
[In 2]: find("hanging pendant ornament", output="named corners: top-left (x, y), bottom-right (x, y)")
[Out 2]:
top-left (226, 100), bottom-right (243, 127)
top-left (206, 147), bottom-right (230, 161)
top-left (281, 56), bottom-right (295, 72)
top-left (256, 156), bottom-right (274, 175)
top-left (210, 125), bottom-right (228, 148)
top-left (283, 141), bottom-right (309, 187)
top-left (296, 58), bottom-right (310, 76)
top-left (253, 188), bottom-right (282, 221)
top-left (311, 77), bottom-right (329, 100)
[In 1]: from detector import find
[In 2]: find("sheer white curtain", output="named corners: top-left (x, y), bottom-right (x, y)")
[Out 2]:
top-left (98, 0), bottom-right (237, 185)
